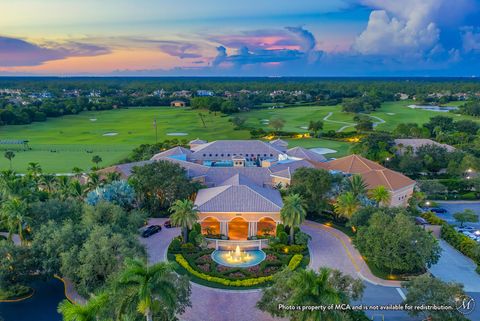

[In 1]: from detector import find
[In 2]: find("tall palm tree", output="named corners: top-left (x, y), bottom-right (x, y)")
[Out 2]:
top-left (57, 293), bottom-right (107, 321)
top-left (69, 180), bottom-right (85, 200)
top-left (0, 197), bottom-right (28, 244)
top-left (86, 172), bottom-right (101, 192)
top-left (280, 194), bottom-right (306, 244)
top-left (27, 162), bottom-right (42, 182)
top-left (169, 199), bottom-right (199, 243)
top-left (116, 258), bottom-right (188, 321)
top-left (56, 176), bottom-right (71, 199)
top-left (346, 175), bottom-right (367, 198)
top-left (40, 174), bottom-right (57, 194)
top-left (368, 185), bottom-right (391, 207)
top-left (106, 171), bottom-right (121, 183)
top-left (4, 150), bottom-right (15, 170)
top-left (334, 192), bottom-right (360, 220)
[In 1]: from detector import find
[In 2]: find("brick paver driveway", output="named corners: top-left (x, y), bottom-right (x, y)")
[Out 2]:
top-left (142, 218), bottom-right (405, 321)
top-left (141, 218), bottom-right (280, 321)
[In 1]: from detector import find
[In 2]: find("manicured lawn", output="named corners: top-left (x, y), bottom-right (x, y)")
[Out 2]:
top-left (2, 101), bottom-right (477, 173)
top-left (240, 105), bottom-right (349, 132)
top-left (242, 101), bottom-right (480, 134)
top-left (284, 138), bottom-right (351, 157)
top-left (0, 107), bottom-right (250, 172)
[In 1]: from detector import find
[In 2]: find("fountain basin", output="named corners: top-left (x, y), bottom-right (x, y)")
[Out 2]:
top-left (211, 247), bottom-right (266, 268)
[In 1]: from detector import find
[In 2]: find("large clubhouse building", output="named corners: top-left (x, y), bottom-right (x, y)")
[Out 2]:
top-left (101, 139), bottom-right (415, 240)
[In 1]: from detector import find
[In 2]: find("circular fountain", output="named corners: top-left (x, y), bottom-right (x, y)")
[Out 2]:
top-left (211, 245), bottom-right (266, 268)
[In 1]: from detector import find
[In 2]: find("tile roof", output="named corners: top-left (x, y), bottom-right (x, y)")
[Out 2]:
top-left (394, 139), bottom-right (456, 153)
top-left (190, 140), bottom-right (285, 160)
top-left (360, 168), bottom-right (415, 191)
top-left (189, 138), bottom-right (207, 144)
top-left (325, 154), bottom-right (384, 173)
top-left (324, 154), bottom-right (415, 192)
top-left (194, 184), bottom-right (283, 213)
top-left (286, 146), bottom-right (327, 163)
top-left (151, 146), bottom-right (192, 160)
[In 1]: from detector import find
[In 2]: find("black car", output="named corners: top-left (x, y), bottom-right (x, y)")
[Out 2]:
top-left (141, 225), bottom-right (162, 238)
top-left (164, 220), bottom-right (172, 228)
top-left (429, 207), bottom-right (448, 214)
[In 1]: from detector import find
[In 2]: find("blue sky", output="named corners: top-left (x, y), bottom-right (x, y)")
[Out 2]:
top-left (0, 0), bottom-right (479, 76)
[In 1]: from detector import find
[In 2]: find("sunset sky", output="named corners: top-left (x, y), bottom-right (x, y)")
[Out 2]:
top-left (1, 0), bottom-right (480, 76)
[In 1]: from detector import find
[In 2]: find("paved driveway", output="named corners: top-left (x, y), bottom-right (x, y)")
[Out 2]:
top-left (429, 240), bottom-right (480, 292)
top-left (434, 201), bottom-right (480, 228)
top-left (139, 218), bottom-right (181, 264)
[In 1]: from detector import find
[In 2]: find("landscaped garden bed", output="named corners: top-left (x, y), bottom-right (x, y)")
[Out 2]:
top-left (167, 236), bottom-right (309, 289)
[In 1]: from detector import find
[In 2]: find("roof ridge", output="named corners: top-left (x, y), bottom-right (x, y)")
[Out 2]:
top-left (377, 169), bottom-right (394, 190)
top-left (354, 154), bottom-right (375, 171)
top-left (243, 185), bottom-right (282, 209)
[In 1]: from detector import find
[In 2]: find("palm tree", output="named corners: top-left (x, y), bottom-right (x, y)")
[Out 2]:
top-left (4, 151), bottom-right (15, 170)
top-left (91, 155), bottom-right (102, 168)
top-left (69, 180), bottom-right (85, 199)
top-left (169, 199), bottom-right (199, 243)
top-left (0, 197), bottom-right (28, 244)
top-left (280, 194), bottom-right (306, 244)
top-left (57, 293), bottom-right (107, 321)
top-left (86, 172), bottom-right (101, 192)
top-left (56, 176), bottom-right (71, 199)
top-left (40, 174), bottom-right (57, 193)
top-left (27, 162), bottom-right (42, 181)
top-left (72, 167), bottom-right (83, 178)
top-left (368, 185), bottom-right (391, 207)
top-left (106, 171), bottom-right (121, 183)
top-left (334, 192), bottom-right (360, 220)
top-left (346, 175), bottom-right (367, 198)
top-left (290, 268), bottom-right (359, 320)
top-left (116, 258), bottom-right (187, 321)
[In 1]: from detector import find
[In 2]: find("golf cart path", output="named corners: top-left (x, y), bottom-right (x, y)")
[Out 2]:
top-left (429, 240), bottom-right (480, 292)
top-left (323, 112), bottom-right (356, 132)
top-left (322, 112), bottom-right (386, 132)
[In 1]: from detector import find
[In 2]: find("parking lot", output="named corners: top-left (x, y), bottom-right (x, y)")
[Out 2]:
top-left (427, 202), bottom-right (480, 241)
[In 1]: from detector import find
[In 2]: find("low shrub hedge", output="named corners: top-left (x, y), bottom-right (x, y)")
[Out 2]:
top-left (287, 254), bottom-right (303, 270)
top-left (175, 253), bottom-right (303, 287)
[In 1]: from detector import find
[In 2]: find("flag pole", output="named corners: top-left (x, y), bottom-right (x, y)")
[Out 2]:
top-left (153, 118), bottom-right (158, 143)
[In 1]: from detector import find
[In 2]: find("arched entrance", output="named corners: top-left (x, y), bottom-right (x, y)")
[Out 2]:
top-left (257, 217), bottom-right (276, 237)
top-left (228, 217), bottom-right (248, 240)
top-left (201, 217), bottom-right (220, 236)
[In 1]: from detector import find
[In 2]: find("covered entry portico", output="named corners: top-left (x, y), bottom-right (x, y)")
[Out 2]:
top-left (199, 212), bottom-right (281, 240)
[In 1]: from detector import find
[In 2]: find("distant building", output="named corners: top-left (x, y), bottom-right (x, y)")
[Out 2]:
top-left (394, 139), bottom-right (456, 154)
top-left (196, 90), bottom-right (214, 97)
top-left (170, 100), bottom-right (186, 107)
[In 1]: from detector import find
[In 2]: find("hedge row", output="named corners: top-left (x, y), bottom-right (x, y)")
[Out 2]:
top-left (175, 253), bottom-right (303, 287)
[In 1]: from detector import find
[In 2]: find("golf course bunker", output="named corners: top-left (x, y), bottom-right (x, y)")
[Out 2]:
top-left (90, 118), bottom-right (97, 121)
top-left (386, 113), bottom-right (395, 115)
top-left (300, 126), bottom-right (308, 130)
top-left (310, 147), bottom-right (337, 155)
top-left (167, 132), bottom-right (188, 136)
top-left (103, 132), bottom-right (118, 136)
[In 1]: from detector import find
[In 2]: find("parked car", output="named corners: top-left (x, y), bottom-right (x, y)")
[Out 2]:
top-left (164, 220), bottom-right (172, 228)
top-left (429, 207), bottom-right (448, 214)
top-left (141, 225), bottom-right (161, 238)
top-left (415, 217), bottom-right (428, 225)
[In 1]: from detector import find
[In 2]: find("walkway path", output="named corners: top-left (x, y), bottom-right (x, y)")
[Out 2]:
top-left (323, 112), bottom-right (357, 132)
top-left (302, 221), bottom-right (401, 287)
top-left (367, 115), bottom-right (386, 127)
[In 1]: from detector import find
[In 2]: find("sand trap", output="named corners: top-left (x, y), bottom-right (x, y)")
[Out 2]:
top-left (90, 118), bottom-right (97, 121)
top-left (300, 126), bottom-right (308, 130)
top-left (386, 113), bottom-right (395, 115)
top-left (167, 132), bottom-right (188, 136)
top-left (103, 132), bottom-right (118, 136)
top-left (310, 147), bottom-right (337, 155)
